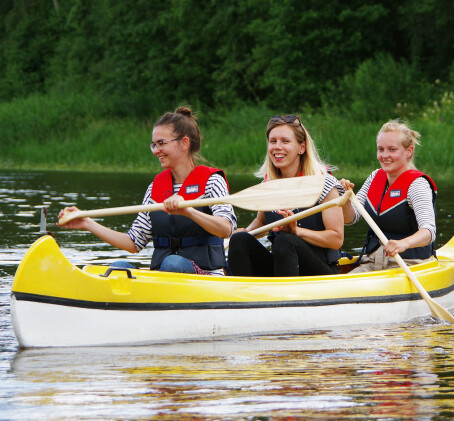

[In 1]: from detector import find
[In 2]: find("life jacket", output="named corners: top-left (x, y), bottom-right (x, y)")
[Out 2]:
top-left (263, 172), bottom-right (340, 265)
top-left (150, 166), bottom-right (228, 270)
top-left (363, 169), bottom-right (437, 259)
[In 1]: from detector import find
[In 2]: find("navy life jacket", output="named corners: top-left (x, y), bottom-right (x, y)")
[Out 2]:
top-left (363, 169), bottom-right (437, 259)
top-left (264, 210), bottom-right (340, 265)
top-left (263, 172), bottom-right (340, 265)
top-left (150, 166), bottom-right (228, 270)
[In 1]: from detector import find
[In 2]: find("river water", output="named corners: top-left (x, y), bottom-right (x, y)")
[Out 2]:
top-left (1, 170), bottom-right (454, 420)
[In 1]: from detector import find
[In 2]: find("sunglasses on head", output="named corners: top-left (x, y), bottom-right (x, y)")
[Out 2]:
top-left (269, 115), bottom-right (306, 135)
top-left (269, 115), bottom-right (300, 124)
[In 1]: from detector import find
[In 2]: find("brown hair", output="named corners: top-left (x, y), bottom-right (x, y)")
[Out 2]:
top-left (154, 106), bottom-right (202, 164)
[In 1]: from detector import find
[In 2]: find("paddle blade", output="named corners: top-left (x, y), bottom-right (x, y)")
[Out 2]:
top-left (228, 175), bottom-right (325, 211)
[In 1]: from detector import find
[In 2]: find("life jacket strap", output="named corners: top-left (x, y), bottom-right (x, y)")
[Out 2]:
top-left (153, 236), bottom-right (223, 251)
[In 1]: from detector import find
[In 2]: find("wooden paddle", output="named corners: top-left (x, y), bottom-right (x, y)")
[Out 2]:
top-left (224, 190), bottom-right (352, 249)
top-left (349, 189), bottom-right (454, 323)
top-left (58, 175), bottom-right (325, 226)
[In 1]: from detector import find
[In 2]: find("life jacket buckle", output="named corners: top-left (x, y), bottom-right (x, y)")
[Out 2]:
top-left (170, 237), bottom-right (181, 251)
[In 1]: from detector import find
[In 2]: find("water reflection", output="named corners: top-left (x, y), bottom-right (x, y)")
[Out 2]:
top-left (3, 322), bottom-right (454, 419)
top-left (2, 170), bottom-right (454, 419)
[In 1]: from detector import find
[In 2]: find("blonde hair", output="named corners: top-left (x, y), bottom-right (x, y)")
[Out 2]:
top-left (255, 115), bottom-right (331, 179)
top-left (377, 119), bottom-right (421, 168)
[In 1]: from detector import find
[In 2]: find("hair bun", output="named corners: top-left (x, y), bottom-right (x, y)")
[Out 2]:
top-left (175, 106), bottom-right (196, 120)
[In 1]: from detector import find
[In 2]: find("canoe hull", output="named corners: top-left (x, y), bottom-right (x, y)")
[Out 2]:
top-left (10, 236), bottom-right (454, 347)
top-left (9, 292), bottom-right (443, 348)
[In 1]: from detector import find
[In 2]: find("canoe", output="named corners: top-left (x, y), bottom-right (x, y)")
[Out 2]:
top-left (10, 235), bottom-right (454, 348)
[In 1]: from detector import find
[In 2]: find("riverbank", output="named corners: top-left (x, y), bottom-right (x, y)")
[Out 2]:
top-left (2, 94), bottom-right (453, 180)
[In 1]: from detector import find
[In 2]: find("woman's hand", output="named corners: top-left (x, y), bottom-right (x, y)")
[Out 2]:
top-left (58, 206), bottom-right (138, 253)
top-left (57, 206), bottom-right (89, 230)
top-left (163, 194), bottom-right (188, 215)
top-left (272, 209), bottom-right (297, 234)
top-left (384, 239), bottom-right (410, 257)
top-left (339, 178), bottom-right (355, 191)
top-left (232, 227), bottom-right (248, 234)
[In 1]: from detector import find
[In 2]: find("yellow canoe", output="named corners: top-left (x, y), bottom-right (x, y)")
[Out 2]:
top-left (10, 235), bottom-right (454, 347)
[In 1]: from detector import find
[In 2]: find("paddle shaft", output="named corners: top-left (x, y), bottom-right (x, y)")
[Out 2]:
top-left (60, 197), bottom-right (227, 223)
top-left (350, 191), bottom-right (454, 323)
top-left (58, 175), bottom-right (325, 225)
top-left (224, 190), bottom-right (352, 249)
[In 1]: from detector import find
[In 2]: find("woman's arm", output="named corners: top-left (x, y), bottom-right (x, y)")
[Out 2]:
top-left (246, 211), bottom-right (267, 231)
top-left (340, 171), bottom-right (376, 225)
top-left (384, 229), bottom-right (432, 257)
top-left (58, 207), bottom-right (138, 253)
top-left (294, 188), bottom-right (344, 249)
top-left (339, 179), bottom-right (357, 224)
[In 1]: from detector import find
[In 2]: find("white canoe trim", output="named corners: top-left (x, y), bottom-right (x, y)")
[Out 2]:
top-left (10, 288), bottom-right (454, 348)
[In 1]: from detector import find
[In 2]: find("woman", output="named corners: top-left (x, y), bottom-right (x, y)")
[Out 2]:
top-left (58, 106), bottom-right (237, 275)
top-left (341, 119), bottom-right (437, 272)
top-left (227, 115), bottom-right (345, 277)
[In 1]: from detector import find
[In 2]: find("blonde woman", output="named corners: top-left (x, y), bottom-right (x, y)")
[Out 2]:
top-left (341, 119), bottom-right (437, 272)
top-left (228, 115), bottom-right (345, 277)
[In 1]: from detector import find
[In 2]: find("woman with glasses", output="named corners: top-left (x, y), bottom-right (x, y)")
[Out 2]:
top-left (341, 119), bottom-right (437, 272)
top-left (59, 106), bottom-right (237, 275)
top-left (227, 115), bottom-right (345, 277)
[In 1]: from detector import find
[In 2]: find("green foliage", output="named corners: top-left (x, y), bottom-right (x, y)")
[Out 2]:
top-left (2, 95), bottom-right (453, 180)
top-left (202, 103), bottom-right (271, 170)
top-left (421, 91), bottom-right (454, 124)
top-left (1, 0), bottom-right (454, 179)
top-left (324, 53), bottom-right (437, 121)
top-left (245, 0), bottom-right (392, 110)
top-left (0, 88), bottom-right (111, 148)
top-left (1, 0), bottom-right (453, 114)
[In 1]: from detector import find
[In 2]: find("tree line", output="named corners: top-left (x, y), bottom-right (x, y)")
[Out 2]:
top-left (1, 0), bottom-right (453, 121)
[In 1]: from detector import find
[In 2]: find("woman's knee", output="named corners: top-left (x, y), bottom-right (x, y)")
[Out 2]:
top-left (229, 231), bottom-right (254, 248)
top-left (272, 232), bottom-right (298, 253)
top-left (160, 255), bottom-right (195, 273)
top-left (111, 260), bottom-right (137, 269)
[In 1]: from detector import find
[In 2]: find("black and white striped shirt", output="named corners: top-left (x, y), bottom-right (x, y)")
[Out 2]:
top-left (127, 173), bottom-right (237, 252)
top-left (319, 173), bottom-right (345, 203)
top-left (350, 169), bottom-right (436, 242)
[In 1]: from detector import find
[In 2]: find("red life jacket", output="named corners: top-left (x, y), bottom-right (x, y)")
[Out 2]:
top-left (150, 165), bottom-right (228, 270)
top-left (363, 169), bottom-right (437, 259)
top-left (151, 166), bottom-right (229, 202)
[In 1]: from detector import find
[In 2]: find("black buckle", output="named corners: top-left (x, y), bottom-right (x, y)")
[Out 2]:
top-left (170, 237), bottom-right (181, 251)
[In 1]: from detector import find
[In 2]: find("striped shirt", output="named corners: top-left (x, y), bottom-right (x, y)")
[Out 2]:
top-left (350, 169), bottom-right (436, 242)
top-left (319, 173), bottom-right (345, 203)
top-left (127, 173), bottom-right (237, 253)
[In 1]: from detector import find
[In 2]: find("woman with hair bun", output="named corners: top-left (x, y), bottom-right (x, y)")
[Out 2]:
top-left (341, 119), bottom-right (437, 272)
top-left (59, 106), bottom-right (237, 275)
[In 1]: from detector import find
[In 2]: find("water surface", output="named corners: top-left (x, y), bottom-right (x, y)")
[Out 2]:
top-left (1, 170), bottom-right (454, 420)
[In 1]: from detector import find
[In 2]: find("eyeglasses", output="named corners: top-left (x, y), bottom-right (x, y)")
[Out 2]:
top-left (150, 137), bottom-right (180, 151)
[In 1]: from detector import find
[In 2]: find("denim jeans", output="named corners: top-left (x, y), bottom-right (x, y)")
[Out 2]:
top-left (111, 261), bottom-right (137, 269)
top-left (112, 255), bottom-right (196, 274)
top-left (159, 254), bottom-right (196, 273)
